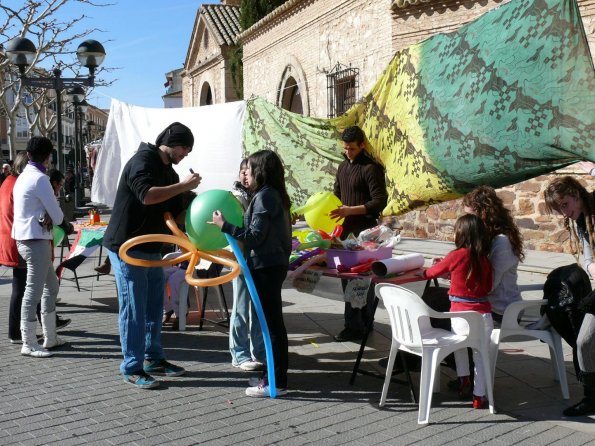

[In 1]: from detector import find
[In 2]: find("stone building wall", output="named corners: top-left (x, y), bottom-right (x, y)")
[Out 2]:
top-left (398, 168), bottom-right (595, 253)
top-left (241, 0), bottom-right (395, 117)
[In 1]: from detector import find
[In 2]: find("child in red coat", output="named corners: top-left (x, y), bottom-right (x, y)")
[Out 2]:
top-left (423, 214), bottom-right (493, 409)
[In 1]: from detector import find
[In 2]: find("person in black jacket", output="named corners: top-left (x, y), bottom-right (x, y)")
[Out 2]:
top-left (330, 126), bottom-right (388, 342)
top-left (211, 150), bottom-right (292, 398)
top-left (103, 122), bottom-right (201, 389)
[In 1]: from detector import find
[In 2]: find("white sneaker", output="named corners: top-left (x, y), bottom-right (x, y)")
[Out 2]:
top-left (44, 336), bottom-right (67, 349)
top-left (248, 377), bottom-right (265, 387)
top-left (245, 384), bottom-right (287, 398)
top-left (21, 343), bottom-right (52, 358)
top-left (236, 360), bottom-right (265, 372)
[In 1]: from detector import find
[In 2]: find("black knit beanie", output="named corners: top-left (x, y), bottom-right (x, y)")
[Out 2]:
top-left (155, 122), bottom-right (194, 149)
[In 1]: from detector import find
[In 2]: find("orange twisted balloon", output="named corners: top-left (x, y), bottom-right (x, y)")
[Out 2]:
top-left (118, 212), bottom-right (240, 287)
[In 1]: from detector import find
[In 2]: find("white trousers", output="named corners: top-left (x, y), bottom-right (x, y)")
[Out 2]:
top-left (451, 313), bottom-right (493, 397)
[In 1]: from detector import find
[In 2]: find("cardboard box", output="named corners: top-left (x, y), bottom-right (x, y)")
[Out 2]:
top-left (326, 246), bottom-right (393, 269)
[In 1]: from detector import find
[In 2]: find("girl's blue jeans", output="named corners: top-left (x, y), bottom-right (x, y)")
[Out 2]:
top-left (108, 250), bottom-right (165, 375)
top-left (229, 274), bottom-right (265, 365)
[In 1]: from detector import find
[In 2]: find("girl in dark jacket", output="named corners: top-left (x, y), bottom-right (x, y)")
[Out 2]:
top-left (211, 150), bottom-right (292, 397)
top-left (545, 174), bottom-right (595, 417)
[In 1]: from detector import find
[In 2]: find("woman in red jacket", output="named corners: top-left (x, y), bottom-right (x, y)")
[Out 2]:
top-left (0, 152), bottom-right (30, 343)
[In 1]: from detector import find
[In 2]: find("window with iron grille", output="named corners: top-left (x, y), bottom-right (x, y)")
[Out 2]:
top-left (327, 63), bottom-right (359, 118)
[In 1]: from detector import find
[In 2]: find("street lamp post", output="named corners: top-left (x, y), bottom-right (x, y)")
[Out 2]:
top-left (6, 37), bottom-right (106, 172)
top-left (66, 87), bottom-right (88, 207)
top-left (76, 100), bottom-right (88, 205)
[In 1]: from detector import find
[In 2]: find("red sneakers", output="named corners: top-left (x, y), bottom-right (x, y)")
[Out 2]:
top-left (472, 394), bottom-right (489, 409)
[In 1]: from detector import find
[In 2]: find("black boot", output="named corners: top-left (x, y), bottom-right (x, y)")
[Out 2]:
top-left (563, 372), bottom-right (595, 417)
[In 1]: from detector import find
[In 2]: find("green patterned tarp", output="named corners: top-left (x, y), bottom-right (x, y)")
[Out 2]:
top-left (243, 0), bottom-right (595, 215)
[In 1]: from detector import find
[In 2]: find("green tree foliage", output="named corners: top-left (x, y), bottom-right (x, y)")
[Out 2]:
top-left (233, 1), bottom-right (288, 98)
top-left (239, 0), bottom-right (288, 30)
top-left (230, 47), bottom-right (244, 99)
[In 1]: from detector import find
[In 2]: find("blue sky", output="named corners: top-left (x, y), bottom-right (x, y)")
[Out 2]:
top-left (27, 1), bottom-right (218, 110)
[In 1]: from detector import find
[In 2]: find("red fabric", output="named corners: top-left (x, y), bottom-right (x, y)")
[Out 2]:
top-left (0, 176), bottom-right (20, 267)
top-left (423, 247), bottom-right (492, 314)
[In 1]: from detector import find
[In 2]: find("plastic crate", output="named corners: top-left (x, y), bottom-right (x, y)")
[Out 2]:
top-left (326, 246), bottom-right (392, 269)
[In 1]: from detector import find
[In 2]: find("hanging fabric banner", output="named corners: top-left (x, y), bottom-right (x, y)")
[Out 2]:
top-left (243, 0), bottom-right (595, 215)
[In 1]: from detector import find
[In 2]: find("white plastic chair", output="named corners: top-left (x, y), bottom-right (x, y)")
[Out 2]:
top-left (490, 298), bottom-right (569, 399)
top-left (377, 283), bottom-right (495, 424)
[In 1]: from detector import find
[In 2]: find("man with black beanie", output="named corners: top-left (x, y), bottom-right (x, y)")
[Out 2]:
top-left (103, 122), bottom-right (201, 389)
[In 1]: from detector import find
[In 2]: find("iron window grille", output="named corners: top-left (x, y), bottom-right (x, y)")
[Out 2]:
top-left (327, 63), bottom-right (359, 118)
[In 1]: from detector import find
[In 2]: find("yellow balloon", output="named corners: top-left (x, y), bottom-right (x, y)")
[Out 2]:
top-left (302, 191), bottom-right (344, 234)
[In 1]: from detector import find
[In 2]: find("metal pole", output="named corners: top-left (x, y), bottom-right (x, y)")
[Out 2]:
top-left (73, 102), bottom-right (79, 206)
top-left (53, 68), bottom-right (63, 172)
top-left (77, 106), bottom-right (84, 205)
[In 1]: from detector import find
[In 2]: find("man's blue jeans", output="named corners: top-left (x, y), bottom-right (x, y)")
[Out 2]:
top-left (229, 274), bottom-right (265, 366)
top-left (108, 250), bottom-right (165, 375)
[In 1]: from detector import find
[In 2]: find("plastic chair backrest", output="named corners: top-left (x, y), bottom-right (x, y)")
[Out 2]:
top-left (377, 283), bottom-right (431, 349)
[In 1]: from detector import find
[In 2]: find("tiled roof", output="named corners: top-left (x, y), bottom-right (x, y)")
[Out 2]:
top-left (201, 4), bottom-right (241, 46)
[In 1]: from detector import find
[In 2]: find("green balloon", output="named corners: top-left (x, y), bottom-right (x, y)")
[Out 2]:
top-left (185, 189), bottom-right (244, 250)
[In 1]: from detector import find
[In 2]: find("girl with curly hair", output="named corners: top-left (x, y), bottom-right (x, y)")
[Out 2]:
top-left (462, 185), bottom-right (525, 324)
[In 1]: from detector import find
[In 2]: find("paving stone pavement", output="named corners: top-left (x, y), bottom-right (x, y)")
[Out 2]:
top-left (0, 238), bottom-right (594, 446)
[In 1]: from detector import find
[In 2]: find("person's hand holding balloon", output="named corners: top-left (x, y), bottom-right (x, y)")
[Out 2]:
top-left (329, 205), bottom-right (350, 221)
top-left (209, 210), bottom-right (225, 229)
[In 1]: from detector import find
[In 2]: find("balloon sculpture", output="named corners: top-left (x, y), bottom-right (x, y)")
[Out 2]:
top-left (118, 190), bottom-right (279, 398)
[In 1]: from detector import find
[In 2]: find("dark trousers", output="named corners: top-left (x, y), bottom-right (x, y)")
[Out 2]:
top-left (8, 268), bottom-right (27, 340)
top-left (251, 265), bottom-right (289, 389)
top-left (341, 279), bottom-right (376, 335)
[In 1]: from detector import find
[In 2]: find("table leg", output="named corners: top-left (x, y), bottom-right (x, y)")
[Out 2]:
top-left (96, 245), bottom-right (103, 281)
top-left (349, 296), bottom-right (379, 385)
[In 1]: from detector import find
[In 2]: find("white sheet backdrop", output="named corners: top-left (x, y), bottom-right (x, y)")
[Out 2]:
top-left (91, 99), bottom-right (245, 207)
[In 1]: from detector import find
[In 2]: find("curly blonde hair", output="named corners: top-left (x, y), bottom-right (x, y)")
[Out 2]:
top-left (462, 185), bottom-right (525, 261)
top-left (544, 176), bottom-right (595, 261)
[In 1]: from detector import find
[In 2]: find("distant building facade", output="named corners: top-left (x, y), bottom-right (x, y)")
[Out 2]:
top-left (182, 0), bottom-right (241, 107)
top-left (163, 68), bottom-right (183, 108)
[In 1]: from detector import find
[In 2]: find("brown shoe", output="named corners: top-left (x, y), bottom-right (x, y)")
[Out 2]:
top-left (94, 262), bottom-right (111, 274)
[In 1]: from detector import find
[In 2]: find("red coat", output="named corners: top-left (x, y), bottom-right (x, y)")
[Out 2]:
top-left (423, 247), bottom-right (492, 314)
top-left (0, 175), bottom-right (20, 267)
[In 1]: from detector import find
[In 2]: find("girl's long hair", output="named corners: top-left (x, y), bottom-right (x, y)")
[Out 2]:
top-left (544, 176), bottom-right (595, 261)
top-left (248, 150), bottom-right (291, 210)
top-left (454, 214), bottom-right (492, 289)
top-left (462, 185), bottom-right (525, 261)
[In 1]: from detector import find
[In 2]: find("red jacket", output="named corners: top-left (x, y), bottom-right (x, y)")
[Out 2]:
top-left (423, 247), bottom-right (492, 314)
top-left (0, 175), bottom-right (20, 267)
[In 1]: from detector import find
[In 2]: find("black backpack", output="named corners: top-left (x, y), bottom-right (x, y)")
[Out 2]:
top-left (543, 263), bottom-right (591, 377)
